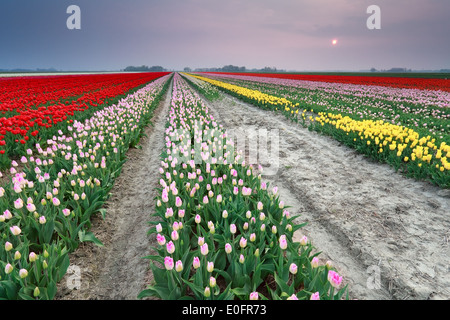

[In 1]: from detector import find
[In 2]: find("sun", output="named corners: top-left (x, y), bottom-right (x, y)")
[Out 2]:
top-left (332, 39), bottom-right (338, 45)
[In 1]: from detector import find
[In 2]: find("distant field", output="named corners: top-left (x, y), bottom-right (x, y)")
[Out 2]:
top-left (216, 72), bottom-right (450, 79)
top-left (0, 71), bottom-right (135, 77)
top-left (286, 72), bottom-right (450, 79)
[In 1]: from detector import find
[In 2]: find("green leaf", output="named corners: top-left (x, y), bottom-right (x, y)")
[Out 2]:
top-left (78, 230), bottom-right (104, 247)
top-left (0, 280), bottom-right (18, 300)
top-left (46, 281), bottom-right (57, 300)
top-left (98, 208), bottom-right (107, 220)
top-left (57, 254), bottom-right (71, 282)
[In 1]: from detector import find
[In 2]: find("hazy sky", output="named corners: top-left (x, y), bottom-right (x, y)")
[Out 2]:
top-left (1, 0), bottom-right (449, 71)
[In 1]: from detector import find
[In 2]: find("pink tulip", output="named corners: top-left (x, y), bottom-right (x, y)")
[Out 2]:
top-left (200, 243), bottom-right (209, 256)
top-left (164, 256), bottom-right (174, 270)
top-left (239, 237), bottom-right (247, 248)
top-left (310, 292), bottom-right (320, 300)
top-left (279, 235), bottom-right (287, 250)
top-left (193, 257), bottom-right (200, 269)
top-left (249, 292), bottom-right (259, 300)
top-left (157, 234), bottom-right (166, 246)
top-left (328, 270), bottom-right (343, 288)
top-left (289, 263), bottom-right (298, 275)
top-left (175, 260), bottom-right (183, 272)
top-left (166, 241), bottom-right (175, 254)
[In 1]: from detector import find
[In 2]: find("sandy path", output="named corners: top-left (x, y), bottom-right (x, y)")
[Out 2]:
top-left (55, 79), bottom-right (173, 300)
top-left (185, 75), bottom-right (450, 300)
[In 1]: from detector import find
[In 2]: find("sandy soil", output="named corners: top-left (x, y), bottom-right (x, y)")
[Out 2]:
top-left (55, 74), bottom-right (449, 300)
top-left (184, 75), bottom-right (450, 300)
top-left (55, 80), bottom-right (173, 300)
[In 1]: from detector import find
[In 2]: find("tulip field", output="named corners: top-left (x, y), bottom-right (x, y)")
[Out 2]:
top-left (0, 72), bottom-right (171, 299)
top-left (0, 73), bottom-right (169, 168)
top-left (0, 70), bottom-right (449, 301)
top-left (189, 72), bottom-right (450, 188)
top-left (138, 73), bottom-right (347, 300)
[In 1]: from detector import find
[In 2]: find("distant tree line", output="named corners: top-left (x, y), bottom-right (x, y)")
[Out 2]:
top-left (123, 65), bottom-right (166, 72)
top-left (189, 65), bottom-right (285, 73)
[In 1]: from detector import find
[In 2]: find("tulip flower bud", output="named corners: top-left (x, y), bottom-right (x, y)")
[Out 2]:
top-left (300, 236), bottom-right (308, 246)
top-left (29, 252), bottom-right (37, 262)
top-left (249, 292), bottom-right (259, 300)
top-left (289, 263), bottom-right (298, 275)
top-left (14, 198), bottom-right (24, 209)
top-left (239, 237), bottom-right (247, 248)
top-left (222, 210), bottom-right (228, 219)
top-left (44, 250), bottom-right (49, 258)
top-left (225, 243), bottom-right (232, 254)
top-left (310, 292), bottom-right (320, 300)
top-left (166, 241), bottom-right (175, 254)
top-left (164, 256), bottom-right (174, 270)
top-left (193, 257), bottom-right (200, 269)
top-left (14, 251), bottom-right (21, 260)
top-left (239, 254), bottom-right (245, 264)
top-left (311, 257), bottom-right (319, 269)
top-left (200, 243), bottom-right (209, 256)
top-left (198, 237), bottom-right (205, 246)
top-left (5, 241), bottom-right (13, 252)
top-left (175, 260), bottom-right (183, 272)
top-left (10, 226), bottom-right (21, 236)
top-left (257, 202), bottom-right (263, 211)
top-left (34, 287), bottom-right (40, 297)
top-left (271, 225), bottom-right (277, 234)
top-left (204, 287), bottom-right (211, 298)
top-left (207, 261), bottom-right (214, 273)
top-left (3, 210), bottom-right (12, 219)
top-left (254, 248), bottom-right (260, 257)
top-left (279, 235), bottom-right (288, 250)
top-left (19, 269), bottom-right (28, 279)
top-left (5, 264), bottom-right (13, 274)
top-left (157, 234), bottom-right (166, 246)
top-left (230, 224), bottom-right (236, 234)
top-left (250, 233), bottom-right (256, 242)
top-left (209, 277), bottom-right (216, 288)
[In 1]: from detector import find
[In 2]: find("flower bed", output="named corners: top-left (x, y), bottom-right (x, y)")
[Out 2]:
top-left (0, 74), bottom-right (172, 300)
top-left (139, 73), bottom-right (348, 300)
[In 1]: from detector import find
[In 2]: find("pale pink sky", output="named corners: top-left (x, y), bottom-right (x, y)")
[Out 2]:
top-left (1, 0), bottom-right (449, 71)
